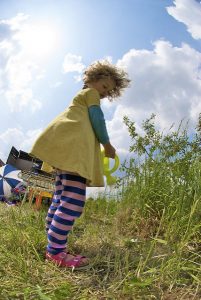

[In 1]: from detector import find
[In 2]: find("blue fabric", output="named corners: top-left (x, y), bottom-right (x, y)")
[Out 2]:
top-left (52, 214), bottom-right (74, 226)
top-left (0, 164), bottom-right (22, 197)
top-left (2, 164), bottom-right (17, 176)
top-left (63, 186), bottom-right (86, 195)
top-left (59, 173), bottom-right (86, 183)
top-left (88, 105), bottom-right (109, 144)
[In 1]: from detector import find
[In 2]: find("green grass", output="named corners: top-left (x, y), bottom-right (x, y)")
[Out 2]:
top-left (0, 194), bottom-right (201, 300)
top-left (1, 115), bottom-right (201, 299)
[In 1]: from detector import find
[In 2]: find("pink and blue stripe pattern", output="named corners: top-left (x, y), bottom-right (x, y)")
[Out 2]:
top-left (46, 171), bottom-right (86, 254)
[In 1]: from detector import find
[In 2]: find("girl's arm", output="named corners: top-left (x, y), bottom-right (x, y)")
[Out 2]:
top-left (88, 105), bottom-right (116, 158)
top-left (88, 105), bottom-right (109, 144)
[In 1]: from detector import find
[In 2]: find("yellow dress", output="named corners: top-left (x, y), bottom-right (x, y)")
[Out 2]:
top-left (30, 88), bottom-right (104, 187)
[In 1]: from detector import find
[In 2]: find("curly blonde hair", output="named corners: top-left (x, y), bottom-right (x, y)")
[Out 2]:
top-left (83, 60), bottom-right (131, 100)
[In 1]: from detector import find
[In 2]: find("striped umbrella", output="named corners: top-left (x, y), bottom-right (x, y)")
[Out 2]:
top-left (0, 164), bottom-right (23, 198)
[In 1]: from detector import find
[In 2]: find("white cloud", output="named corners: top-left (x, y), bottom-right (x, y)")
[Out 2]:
top-left (20, 129), bottom-right (43, 150)
top-left (0, 13), bottom-right (29, 32)
top-left (63, 53), bottom-right (85, 74)
top-left (166, 0), bottom-right (201, 40)
top-left (0, 127), bottom-right (42, 162)
top-left (4, 52), bottom-right (43, 112)
top-left (106, 40), bottom-right (201, 155)
top-left (0, 13), bottom-right (45, 112)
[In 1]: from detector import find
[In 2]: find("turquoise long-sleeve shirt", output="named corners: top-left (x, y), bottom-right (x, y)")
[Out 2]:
top-left (88, 105), bottom-right (109, 144)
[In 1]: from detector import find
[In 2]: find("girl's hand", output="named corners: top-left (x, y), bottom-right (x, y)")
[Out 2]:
top-left (103, 142), bottom-right (116, 159)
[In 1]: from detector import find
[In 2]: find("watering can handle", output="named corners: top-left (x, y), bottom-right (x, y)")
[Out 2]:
top-left (101, 150), bottom-right (120, 174)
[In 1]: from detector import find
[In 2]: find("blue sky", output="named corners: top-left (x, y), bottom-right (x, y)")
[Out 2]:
top-left (0, 0), bottom-right (201, 176)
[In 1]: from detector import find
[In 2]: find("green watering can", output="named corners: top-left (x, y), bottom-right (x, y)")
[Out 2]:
top-left (101, 150), bottom-right (120, 186)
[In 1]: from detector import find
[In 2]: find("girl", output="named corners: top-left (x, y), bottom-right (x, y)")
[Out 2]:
top-left (30, 60), bottom-right (130, 269)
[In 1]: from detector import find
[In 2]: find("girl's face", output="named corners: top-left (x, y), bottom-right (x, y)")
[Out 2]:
top-left (88, 78), bottom-right (116, 99)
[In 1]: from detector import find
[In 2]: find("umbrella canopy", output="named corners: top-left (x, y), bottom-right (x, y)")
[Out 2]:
top-left (0, 164), bottom-right (23, 198)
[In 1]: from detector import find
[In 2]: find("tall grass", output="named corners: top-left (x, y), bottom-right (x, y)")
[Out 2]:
top-left (1, 114), bottom-right (201, 299)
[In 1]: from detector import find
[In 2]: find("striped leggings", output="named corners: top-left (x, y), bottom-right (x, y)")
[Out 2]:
top-left (46, 171), bottom-right (86, 254)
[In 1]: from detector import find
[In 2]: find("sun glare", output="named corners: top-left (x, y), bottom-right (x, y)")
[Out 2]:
top-left (18, 23), bottom-right (59, 59)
